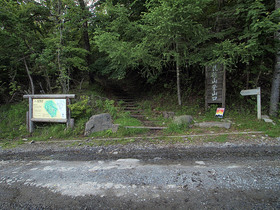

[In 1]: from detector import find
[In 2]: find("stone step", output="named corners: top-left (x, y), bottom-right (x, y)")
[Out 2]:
top-left (124, 107), bottom-right (140, 110)
top-left (130, 114), bottom-right (144, 118)
top-left (126, 110), bottom-right (143, 114)
top-left (122, 102), bottom-right (137, 107)
top-left (118, 98), bottom-right (134, 102)
top-left (124, 126), bottom-right (167, 130)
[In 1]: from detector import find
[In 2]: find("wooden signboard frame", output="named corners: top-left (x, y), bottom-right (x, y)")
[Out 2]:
top-left (205, 64), bottom-right (226, 110)
top-left (23, 94), bottom-right (75, 133)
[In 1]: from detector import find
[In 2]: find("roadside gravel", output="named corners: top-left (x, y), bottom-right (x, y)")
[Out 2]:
top-left (1, 132), bottom-right (280, 161)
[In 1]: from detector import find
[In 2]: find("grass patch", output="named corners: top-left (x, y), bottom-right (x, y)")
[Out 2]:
top-left (0, 139), bottom-right (25, 149)
top-left (164, 123), bottom-right (189, 135)
top-left (114, 115), bottom-right (143, 126)
top-left (89, 126), bottom-right (148, 138)
top-left (204, 135), bottom-right (228, 143)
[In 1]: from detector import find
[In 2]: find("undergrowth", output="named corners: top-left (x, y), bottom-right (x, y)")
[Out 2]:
top-left (0, 87), bottom-right (279, 149)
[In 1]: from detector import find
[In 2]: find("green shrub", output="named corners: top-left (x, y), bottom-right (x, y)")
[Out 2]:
top-left (68, 95), bottom-right (91, 119)
top-left (0, 102), bottom-right (28, 139)
top-left (96, 99), bottom-right (118, 118)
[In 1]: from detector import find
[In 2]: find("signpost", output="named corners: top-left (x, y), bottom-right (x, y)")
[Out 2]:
top-left (205, 64), bottom-right (226, 110)
top-left (23, 94), bottom-right (75, 133)
top-left (240, 87), bottom-right (261, 119)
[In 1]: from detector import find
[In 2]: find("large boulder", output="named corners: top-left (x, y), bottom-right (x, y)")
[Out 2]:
top-left (173, 115), bottom-right (193, 125)
top-left (84, 113), bottom-right (113, 136)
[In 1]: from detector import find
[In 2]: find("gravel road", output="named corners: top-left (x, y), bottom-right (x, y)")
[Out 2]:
top-left (0, 136), bottom-right (280, 209)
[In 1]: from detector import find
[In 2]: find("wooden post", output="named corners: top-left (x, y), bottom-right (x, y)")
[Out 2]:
top-left (66, 97), bottom-right (71, 129)
top-left (28, 97), bottom-right (34, 133)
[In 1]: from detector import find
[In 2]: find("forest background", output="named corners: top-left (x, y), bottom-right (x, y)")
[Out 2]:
top-left (0, 0), bottom-right (280, 117)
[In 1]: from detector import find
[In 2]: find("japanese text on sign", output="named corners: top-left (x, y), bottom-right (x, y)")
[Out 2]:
top-left (211, 65), bottom-right (218, 101)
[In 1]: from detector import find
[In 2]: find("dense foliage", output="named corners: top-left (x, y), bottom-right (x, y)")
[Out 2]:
top-left (0, 0), bottom-right (279, 115)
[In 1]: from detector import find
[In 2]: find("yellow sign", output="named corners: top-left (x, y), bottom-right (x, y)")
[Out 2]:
top-left (32, 99), bottom-right (67, 120)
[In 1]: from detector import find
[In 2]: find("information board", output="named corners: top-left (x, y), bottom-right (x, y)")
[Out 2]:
top-left (32, 99), bottom-right (67, 120)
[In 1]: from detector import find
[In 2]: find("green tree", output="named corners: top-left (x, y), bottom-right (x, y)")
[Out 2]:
top-left (140, 0), bottom-right (210, 105)
top-left (0, 0), bottom-right (50, 97)
top-left (94, 1), bottom-right (145, 80)
top-left (37, 0), bottom-right (88, 93)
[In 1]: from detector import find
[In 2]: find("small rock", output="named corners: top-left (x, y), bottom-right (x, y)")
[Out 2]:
top-left (22, 138), bottom-right (28, 141)
top-left (112, 124), bottom-right (119, 133)
top-left (195, 161), bottom-right (205, 165)
top-left (162, 111), bottom-right (175, 119)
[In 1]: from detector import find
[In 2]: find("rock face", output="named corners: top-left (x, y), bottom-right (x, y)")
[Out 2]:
top-left (84, 113), bottom-right (113, 136)
top-left (173, 115), bottom-right (193, 125)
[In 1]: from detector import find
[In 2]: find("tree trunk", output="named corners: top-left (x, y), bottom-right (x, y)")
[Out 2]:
top-left (270, 55), bottom-right (280, 116)
top-left (23, 57), bottom-right (35, 95)
top-left (176, 58), bottom-right (182, 106)
top-left (78, 0), bottom-right (91, 59)
top-left (175, 41), bottom-right (182, 106)
top-left (176, 64), bottom-right (182, 106)
top-left (57, 0), bottom-right (67, 94)
top-left (269, 0), bottom-right (280, 117)
top-left (78, 0), bottom-right (92, 82)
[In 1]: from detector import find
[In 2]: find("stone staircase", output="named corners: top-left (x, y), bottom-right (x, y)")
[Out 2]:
top-left (117, 96), bottom-right (167, 131)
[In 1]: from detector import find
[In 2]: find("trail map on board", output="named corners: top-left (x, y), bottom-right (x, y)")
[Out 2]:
top-left (32, 99), bottom-right (66, 120)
